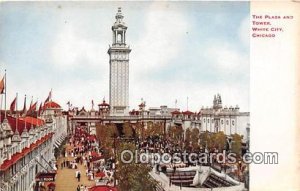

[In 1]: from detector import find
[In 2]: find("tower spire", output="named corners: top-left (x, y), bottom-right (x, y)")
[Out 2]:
top-left (12, 92), bottom-right (21, 143)
top-left (115, 7), bottom-right (124, 22)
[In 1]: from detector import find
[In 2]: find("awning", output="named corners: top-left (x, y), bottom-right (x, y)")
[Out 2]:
top-left (53, 134), bottom-right (67, 148)
top-left (47, 183), bottom-right (56, 188)
top-left (35, 172), bottom-right (56, 182)
top-left (54, 141), bottom-right (60, 148)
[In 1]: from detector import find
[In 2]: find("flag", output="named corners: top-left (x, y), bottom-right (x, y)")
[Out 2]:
top-left (10, 96), bottom-right (17, 113)
top-left (28, 101), bottom-right (37, 113)
top-left (38, 102), bottom-right (43, 116)
top-left (22, 95), bottom-right (27, 116)
top-left (0, 76), bottom-right (4, 94)
top-left (44, 90), bottom-right (52, 103)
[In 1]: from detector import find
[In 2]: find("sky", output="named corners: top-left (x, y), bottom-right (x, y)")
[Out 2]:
top-left (0, 1), bottom-right (250, 112)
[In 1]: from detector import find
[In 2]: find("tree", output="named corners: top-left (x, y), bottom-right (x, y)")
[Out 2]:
top-left (184, 128), bottom-right (192, 149)
top-left (191, 128), bottom-right (200, 151)
top-left (108, 123), bottom-right (119, 137)
top-left (214, 131), bottom-right (227, 151)
top-left (200, 131), bottom-right (210, 150)
top-left (133, 122), bottom-right (145, 140)
top-left (144, 121), bottom-right (154, 138)
top-left (116, 142), bottom-right (158, 191)
top-left (123, 122), bottom-right (133, 138)
top-left (96, 124), bottom-right (109, 146)
top-left (144, 122), bottom-right (164, 138)
top-left (96, 123), bottom-right (119, 158)
top-left (169, 125), bottom-right (183, 143)
top-left (152, 122), bottom-right (164, 137)
top-left (231, 133), bottom-right (243, 157)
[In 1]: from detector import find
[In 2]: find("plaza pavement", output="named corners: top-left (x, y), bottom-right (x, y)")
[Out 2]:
top-left (54, 144), bottom-right (96, 191)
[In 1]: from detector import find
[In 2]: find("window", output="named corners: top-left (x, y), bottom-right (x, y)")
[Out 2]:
top-left (204, 119), bottom-right (206, 123)
top-left (221, 120), bottom-right (223, 124)
top-left (232, 120), bottom-right (235, 126)
top-left (117, 33), bottom-right (122, 43)
top-left (226, 120), bottom-right (229, 125)
top-left (208, 119), bottom-right (210, 123)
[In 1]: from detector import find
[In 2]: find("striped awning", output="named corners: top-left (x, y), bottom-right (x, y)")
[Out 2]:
top-left (53, 134), bottom-right (66, 148)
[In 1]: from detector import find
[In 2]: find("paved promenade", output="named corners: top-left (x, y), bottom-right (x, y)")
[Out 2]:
top-left (55, 144), bottom-right (96, 191)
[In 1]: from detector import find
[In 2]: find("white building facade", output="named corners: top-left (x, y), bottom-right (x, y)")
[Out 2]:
top-left (0, 116), bottom-right (55, 191)
top-left (0, 100), bottom-right (68, 191)
top-left (108, 7), bottom-right (131, 116)
top-left (199, 94), bottom-right (250, 140)
top-left (42, 101), bottom-right (68, 149)
top-left (170, 94), bottom-right (250, 141)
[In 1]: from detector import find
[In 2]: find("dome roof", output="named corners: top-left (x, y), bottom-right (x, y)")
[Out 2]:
top-left (171, 110), bottom-right (181, 115)
top-left (0, 113), bottom-right (44, 135)
top-left (182, 110), bottom-right (194, 115)
top-left (99, 100), bottom-right (110, 107)
top-left (43, 101), bottom-right (61, 110)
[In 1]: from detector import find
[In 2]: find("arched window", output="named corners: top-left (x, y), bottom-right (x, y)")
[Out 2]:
top-left (232, 120), bottom-right (235, 126)
top-left (117, 33), bottom-right (122, 43)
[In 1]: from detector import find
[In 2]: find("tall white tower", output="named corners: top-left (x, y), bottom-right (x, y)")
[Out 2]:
top-left (108, 7), bottom-right (131, 116)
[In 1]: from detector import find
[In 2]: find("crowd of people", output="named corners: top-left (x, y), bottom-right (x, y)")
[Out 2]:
top-left (56, 124), bottom-right (247, 190)
top-left (76, 184), bottom-right (88, 191)
top-left (136, 135), bottom-right (248, 181)
top-left (57, 126), bottom-right (105, 191)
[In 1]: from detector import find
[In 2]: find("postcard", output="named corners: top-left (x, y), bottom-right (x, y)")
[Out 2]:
top-left (0, 1), bottom-right (299, 191)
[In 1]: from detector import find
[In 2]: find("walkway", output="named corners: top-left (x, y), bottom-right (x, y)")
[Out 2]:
top-left (55, 143), bottom-right (96, 191)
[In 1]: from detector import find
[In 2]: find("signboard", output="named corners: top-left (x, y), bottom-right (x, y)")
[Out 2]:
top-left (35, 172), bottom-right (56, 182)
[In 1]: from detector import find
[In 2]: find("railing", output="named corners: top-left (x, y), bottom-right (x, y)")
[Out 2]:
top-left (155, 183), bottom-right (166, 191)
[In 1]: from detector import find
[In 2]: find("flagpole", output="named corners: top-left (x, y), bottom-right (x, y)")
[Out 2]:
top-left (0, 90), bottom-right (2, 125)
top-left (36, 98), bottom-right (38, 119)
top-left (16, 93), bottom-right (18, 114)
top-left (4, 69), bottom-right (7, 119)
top-left (24, 94), bottom-right (27, 131)
top-left (187, 97), bottom-right (189, 111)
top-left (23, 94), bottom-right (27, 131)
top-left (16, 92), bottom-right (18, 133)
top-left (31, 96), bottom-right (33, 129)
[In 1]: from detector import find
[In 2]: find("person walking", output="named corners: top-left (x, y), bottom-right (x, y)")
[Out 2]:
top-left (76, 185), bottom-right (80, 191)
top-left (77, 171), bottom-right (81, 182)
top-left (75, 170), bottom-right (78, 178)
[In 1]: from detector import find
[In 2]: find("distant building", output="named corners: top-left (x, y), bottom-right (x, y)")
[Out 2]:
top-left (199, 94), bottom-right (250, 139)
top-left (42, 101), bottom-right (68, 150)
top-left (108, 7), bottom-right (131, 116)
top-left (170, 94), bottom-right (250, 141)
